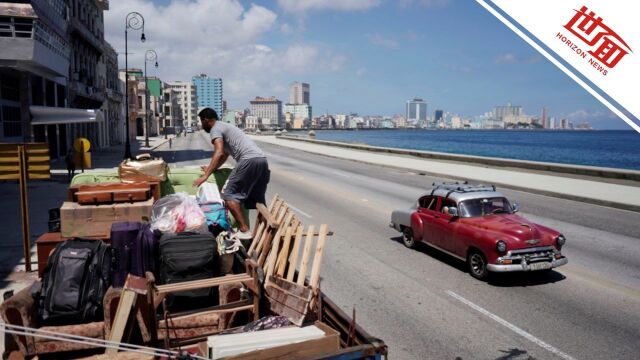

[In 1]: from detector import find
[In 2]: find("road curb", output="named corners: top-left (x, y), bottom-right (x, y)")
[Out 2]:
top-left (257, 137), bottom-right (640, 213)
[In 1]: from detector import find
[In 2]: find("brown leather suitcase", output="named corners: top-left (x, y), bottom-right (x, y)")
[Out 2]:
top-left (71, 182), bottom-right (152, 205)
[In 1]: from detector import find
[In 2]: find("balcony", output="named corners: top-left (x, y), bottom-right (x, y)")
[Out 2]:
top-left (69, 80), bottom-right (105, 104)
top-left (31, 0), bottom-right (69, 35)
top-left (70, 17), bottom-right (102, 53)
top-left (0, 15), bottom-right (69, 77)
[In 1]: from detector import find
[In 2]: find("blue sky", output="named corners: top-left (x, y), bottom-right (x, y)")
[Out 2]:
top-left (106, 0), bottom-right (631, 129)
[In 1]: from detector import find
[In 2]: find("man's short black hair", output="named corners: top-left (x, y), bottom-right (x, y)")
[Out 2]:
top-left (198, 107), bottom-right (218, 120)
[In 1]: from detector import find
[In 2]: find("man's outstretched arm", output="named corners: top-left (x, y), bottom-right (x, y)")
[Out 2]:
top-left (194, 138), bottom-right (226, 187)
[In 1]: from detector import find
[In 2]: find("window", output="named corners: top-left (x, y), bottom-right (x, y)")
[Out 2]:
top-left (439, 199), bottom-right (456, 214)
top-left (459, 197), bottom-right (513, 218)
top-left (418, 196), bottom-right (437, 210)
top-left (0, 73), bottom-right (20, 102)
top-left (2, 105), bottom-right (22, 137)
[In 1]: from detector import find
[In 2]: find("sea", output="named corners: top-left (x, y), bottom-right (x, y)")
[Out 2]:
top-left (290, 130), bottom-right (640, 170)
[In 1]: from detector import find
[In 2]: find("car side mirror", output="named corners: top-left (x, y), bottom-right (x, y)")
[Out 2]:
top-left (512, 203), bottom-right (520, 213)
top-left (448, 207), bottom-right (459, 217)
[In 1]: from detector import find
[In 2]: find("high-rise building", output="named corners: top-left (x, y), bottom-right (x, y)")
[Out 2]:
top-left (493, 102), bottom-right (523, 122)
top-left (250, 96), bottom-right (282, 130)
top-left (541, 107), bottom-right (549, 129)
top-left (434, 109), bottom-right (444, 122)
top-left (289, 82), bottom-right (310, 104)
top-left (406, 98), bottom-right (427, 123)
top-left (192, 74), bottom-right (223, 115)
top-left (167, 81), bottom-right (198, 127)
top-left (560, 118), bottom-right (568, 129)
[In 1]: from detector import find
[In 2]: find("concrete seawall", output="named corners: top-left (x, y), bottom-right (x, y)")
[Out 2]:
top-left (280, 135), bottom-right (640, 182)
top-left (253, 135), bottom-right (640, 212)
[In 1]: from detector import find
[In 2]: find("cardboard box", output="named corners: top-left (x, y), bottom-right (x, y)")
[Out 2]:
top-left (60, 199), bottom-right (153, 238)
top-left (203, 322), bottom-right (340, 360)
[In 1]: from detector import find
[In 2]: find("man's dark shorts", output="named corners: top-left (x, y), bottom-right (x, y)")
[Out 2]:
top-left (222, 157), bottom-right (270, 209)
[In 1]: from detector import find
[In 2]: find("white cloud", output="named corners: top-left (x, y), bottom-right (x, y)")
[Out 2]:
top-left (104, 0), bottom-right (342, 109)
top-left (356, 67), bottom-right (367, 76)
top-left (399, 0), bottom-right (451, 9)
top-left (278, 0), bottom-right (381, 14)
top-left (280, 23), bottom-right (293, 34)
top-left (368, 33), bottom-right (399, 48)
top-left (494, 53), bottom-right (541, 64)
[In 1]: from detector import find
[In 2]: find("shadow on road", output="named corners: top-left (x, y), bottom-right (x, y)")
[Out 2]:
top-left (390, 235), bottom-right (467, 273)
top-left (390, 236), bottom-right (566, 287)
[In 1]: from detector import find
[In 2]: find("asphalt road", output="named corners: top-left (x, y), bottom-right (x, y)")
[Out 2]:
top-left (158, 131), bottom-right (640, 360)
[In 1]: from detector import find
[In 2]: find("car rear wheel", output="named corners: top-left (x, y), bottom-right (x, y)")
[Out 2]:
top-left (402, 227), bottom-right (417, 249)
top-left (468, 250), bottom-right (489, 280)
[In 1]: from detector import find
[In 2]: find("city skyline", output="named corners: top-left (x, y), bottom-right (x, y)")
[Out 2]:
top-left (103, 0), bottom-right (635, 130)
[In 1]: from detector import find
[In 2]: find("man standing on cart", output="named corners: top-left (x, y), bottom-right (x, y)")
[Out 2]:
top-left (194, 107), bottom-right (270, 240)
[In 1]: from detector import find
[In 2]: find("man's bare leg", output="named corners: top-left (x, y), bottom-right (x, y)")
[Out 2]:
top-left (226, 200), bottom-right (249, 232)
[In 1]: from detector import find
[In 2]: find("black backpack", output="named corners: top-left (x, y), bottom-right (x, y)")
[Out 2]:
top-left (37, 239), bottom-right (112, 325)
top-left (158, 232), bottom-right (217, 310)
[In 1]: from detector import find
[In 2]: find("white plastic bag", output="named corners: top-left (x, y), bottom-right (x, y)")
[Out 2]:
top-left (150, 192), bottom-right (207, 233)
top-left (197, 182), bottom-right (222, 204)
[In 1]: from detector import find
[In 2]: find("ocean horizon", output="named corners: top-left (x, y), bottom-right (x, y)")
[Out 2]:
top-left (289, 129), bottom-right (640, 170)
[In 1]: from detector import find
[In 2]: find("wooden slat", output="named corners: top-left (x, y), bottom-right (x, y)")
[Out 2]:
top-left (248, 222), bottom-right (265, 254)
top-left (309, 224), bottom-right (329, 291)
top-left (0, 165), bottom-right (20, 172)
top-left (265, 293), bottom-right (307, 326)
top-left (276, 218), bottom-right (299, 277)
top-left (257, 202), bottom-right (278, 229)
top-left (262, 211), bottom-right (294, 271)
top-left (256, 204), bottom-right (288, 264)
top-left (286, 225), bottom-right (304, 282)
top-left (265, 285), bottom-right (310, 314)
top-left (270, 276), bottom-right (313, 300)
top-left (0, 173), bottom-right (20, 180)
top-left (297, 225), bottom-right (315, 286)
top-left (106, 289), bottom-right (137, 355)
top-left (268, 193), bottom-right (280, 212)
top-left (155, 274), bottom-right (252, 294)
top-left (26, 165), bottom-right (50, 171)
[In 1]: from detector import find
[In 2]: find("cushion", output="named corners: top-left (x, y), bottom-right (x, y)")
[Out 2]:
top-left (35, 322), bottom-right (104, 353)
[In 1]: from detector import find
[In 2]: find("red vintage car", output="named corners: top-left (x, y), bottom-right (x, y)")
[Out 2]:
top-left (390, 183), bottom-right (568, 280)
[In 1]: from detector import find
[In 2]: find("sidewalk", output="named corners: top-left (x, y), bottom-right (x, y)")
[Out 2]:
top-left (0, 135), bottom-right (175, 278)
top-left (251, 135), bottom-right (640, 212)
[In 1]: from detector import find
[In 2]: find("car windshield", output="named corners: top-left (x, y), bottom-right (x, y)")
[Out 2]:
top-left (459, 197), bottom-right (513, 217)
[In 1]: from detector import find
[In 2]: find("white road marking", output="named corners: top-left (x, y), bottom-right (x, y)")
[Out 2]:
top-left (287, 203), bottom-right (313, 218)
top-left (361, 198), bottom-right (369, 202)
top-left (332, 171), bottom-right (351, 178)
top-left (446, 290), bottom-right (576, 360)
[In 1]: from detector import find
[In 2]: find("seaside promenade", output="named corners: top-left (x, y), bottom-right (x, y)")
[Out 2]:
top-left (250, 135), bottom-right (640, 212)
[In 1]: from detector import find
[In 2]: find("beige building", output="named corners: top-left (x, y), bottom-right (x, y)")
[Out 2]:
top-left (168, 81), bottom-right (198, 127)
top-left (249, 96), bottom-right (282, 130)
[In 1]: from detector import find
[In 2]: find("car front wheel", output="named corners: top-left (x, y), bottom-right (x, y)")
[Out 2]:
top-left (468, 250), bottom-right (489, 280)
top-left (402, 227), bottom-right (417, 249)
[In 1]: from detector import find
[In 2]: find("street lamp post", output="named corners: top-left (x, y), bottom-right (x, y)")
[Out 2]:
top-left (124, 12), bottom-right (145, 159)
top-left (144, 49), bottom-right (158, 148)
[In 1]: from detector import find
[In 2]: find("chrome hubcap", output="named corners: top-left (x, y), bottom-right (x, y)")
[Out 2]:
top-left (470, 254), bottom-right (485, 275)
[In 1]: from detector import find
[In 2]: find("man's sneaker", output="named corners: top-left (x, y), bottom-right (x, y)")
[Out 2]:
top-left (235, 230), bottom-right (253, 240)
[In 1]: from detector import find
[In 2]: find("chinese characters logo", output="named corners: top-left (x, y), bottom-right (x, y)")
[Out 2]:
top-left (564, 6), bottom-right (632, 69)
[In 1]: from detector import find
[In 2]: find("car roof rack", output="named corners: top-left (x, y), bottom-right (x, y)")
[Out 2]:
top-left (430, 182), bottom-right (497, 199)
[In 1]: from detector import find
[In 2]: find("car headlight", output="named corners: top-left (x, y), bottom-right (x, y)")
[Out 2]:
top-left (556, 235), bottom-right (566, 248)
top-left (496, 240), bottom-right (507, 253)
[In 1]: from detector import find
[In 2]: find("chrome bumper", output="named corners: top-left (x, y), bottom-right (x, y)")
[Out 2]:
top-left (488, 256), bottom-right (568, 272)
